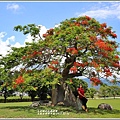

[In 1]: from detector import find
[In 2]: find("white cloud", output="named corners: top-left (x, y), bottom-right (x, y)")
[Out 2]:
top-left (0, 32), bottom-right (7, 39)
top-left (24, 25), bottom-right (47, 43)
top-left (6, 3), bottom-right (20, 12)
top-left (6, 36), bottom-right (15, 42)
top-left (77, 2), bottom-right (120, 20)
top-left (0, 33), bottom-right (11, 56)
top-left (12, 42), bottom-right (24, 48)
top-left (38, 25), bottom-right (48, 39)
top-left (0, 32), bottom-right (19, 56)
top-left (0, 25), bottom-right (48, 56)
top-left (55, 24), bottom-right (60, 28)
top-left (24, 34), bottom-right (33, 43)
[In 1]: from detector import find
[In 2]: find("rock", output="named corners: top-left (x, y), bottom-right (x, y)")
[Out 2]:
top-left (57, 102), bottom-right (64, 106)
top-left (29, 100), bottom-right (53, 108)
top-left (30, 101), bottom-right (40, 107)
top-left (98, 103), bottom-right (112, 110)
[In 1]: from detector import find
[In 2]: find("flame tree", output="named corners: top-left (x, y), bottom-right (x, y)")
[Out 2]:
top-left (0, 16), bottom-right (119, 107)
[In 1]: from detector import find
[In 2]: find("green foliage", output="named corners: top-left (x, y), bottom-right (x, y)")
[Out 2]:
top-left (87, 88), bottom-right (97, 98)
top-left (0, 96), bottom-right (39, 103)
top-left (109, 85), bottom-right (120, 98)
top-left (23, 68), bottom-right (62, 89)
top-left (14, 24), bottom-right (39, 37)
top-left (66, 78), bottom-right (88, 92)
top-left (99, 84), bottom-right (110, 98)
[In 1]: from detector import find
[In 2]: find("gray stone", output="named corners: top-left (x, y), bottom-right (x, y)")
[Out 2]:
top-left (30, 101), bottom-right (40, 107)
top-left (98, 103), bottom-right (112, 110)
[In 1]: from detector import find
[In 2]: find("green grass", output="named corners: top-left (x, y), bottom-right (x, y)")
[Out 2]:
top-left (0, 99), bottom-right (120, 118)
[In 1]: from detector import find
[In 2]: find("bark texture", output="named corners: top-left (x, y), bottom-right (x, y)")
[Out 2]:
top-left (52, 83), bottom-right (78, 109)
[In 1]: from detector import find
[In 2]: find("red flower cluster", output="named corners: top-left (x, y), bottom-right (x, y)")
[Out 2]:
top-left (74, 62), bottom-right (82, 67)
top-left (43, 33), bottom-right (48, 38)
top-left (111, 32), bottom-right (117, 38)
top-left (90, 77), bottom-right (101, 86)
top-left (32, 51), bottom-right (42, 56)
top-left (90, 36), bottom-right (97, 41)
top-left (48, 65), bottom-right (58, 71)
top-left (81, 20), bottom-right (88, 25)
top-left (48, 60), bottom-right (59, 71)
top-left (112, 62), bottom-right (120, 68)
top-left (100, 23), bottom-right (107, 28)
top-left (98, 52), bottom-right (108, 58)
top-left (74, 22), bottom-right (80, 26)
top-left (22, 56), bottom-right (26, 60)
top-left (95, 39), bottom-right (113, 51)
top-left (51, 60), bottom-right (59, 64)
top-left (22, 51), bottom-right (42, 60)
top-left (73, 62), bottom-right (88, 68)
top-left (85, 15), bottom-right (91, 20)
top-left (70, 66), bottom-right (77, 73)
top-left (104, 67), bottom-right (112, 77)
top-left (104, 28), bottom-right (111, 34)
top-left (90, 60), bottom-right (99, 68)
top-left (114, 55), bottom-right (119, 59)
top-left (47, 28), bottom-right (54, 35)
top-left (78, 47), bottom-right (84, 50)
top-left (66, 47), bottom-right (78, 55)
top-left (15, 76), bottom-right (24, 85)
top-left (43, 28), bottom-right (54, 38)
top-left (104, 67), bottom-right (110, 72)
top-left (105, 72), bottom-right (112, 77)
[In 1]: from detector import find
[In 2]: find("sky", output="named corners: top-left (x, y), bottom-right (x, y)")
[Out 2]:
top-left (0, 1), bottom-right (120, 56)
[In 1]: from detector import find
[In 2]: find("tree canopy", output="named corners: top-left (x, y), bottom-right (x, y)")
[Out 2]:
top-left (0, 15), bottom-right (120, 92)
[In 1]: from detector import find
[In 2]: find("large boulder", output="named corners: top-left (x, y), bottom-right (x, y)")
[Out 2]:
top-left (98, 103), bottom-right (112, 110)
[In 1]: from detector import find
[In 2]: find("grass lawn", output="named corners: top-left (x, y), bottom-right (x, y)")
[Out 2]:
top-left (0, 98), bottom-right (120, 118)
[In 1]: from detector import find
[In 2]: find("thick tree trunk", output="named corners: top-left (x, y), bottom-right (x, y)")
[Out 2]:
top-left (51, 83), bottom-right (78, 109)
top-left (63, 83), bottom-right (77, 107)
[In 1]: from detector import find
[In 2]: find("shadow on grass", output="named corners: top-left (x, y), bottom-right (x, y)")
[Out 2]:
top-left (0, 105), bottom-right (39, 114)
top-left (0, 105), bottom-right (120, 115)
top-left (80, 107), bottom-right (120, 115)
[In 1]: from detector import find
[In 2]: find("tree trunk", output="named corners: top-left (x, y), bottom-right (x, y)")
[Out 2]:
top-left (20, 93), bottom-right (23, 101)
top-left (63, 83), bottom-right (77, 108)
top-left (4, 94), bottom-right (7, 103)
top-left (51, 85), bottom-right (57, 106)
top-left (51, 83), bottom-right (78, 109)
top-left (114, 95), bottom-right (115, 99)
top-left (2, 86), bottom-right (7, 103)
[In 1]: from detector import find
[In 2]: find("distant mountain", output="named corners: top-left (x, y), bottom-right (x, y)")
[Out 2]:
top-left (78, 77), bottom-right (120, 90)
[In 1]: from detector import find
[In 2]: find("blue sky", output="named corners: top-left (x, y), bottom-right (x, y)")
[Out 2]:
top-left (0, 1), bottom-right (120, 56)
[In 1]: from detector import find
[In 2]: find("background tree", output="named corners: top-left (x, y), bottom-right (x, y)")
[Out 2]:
top-left (0, 16), bottom-right (119, 107)
top-left (99, 84), bottom-right (110, 99)
top-left (87, 88), bottom-right (97, 99)
top-left (109, 85), bottom-right (120, 99)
